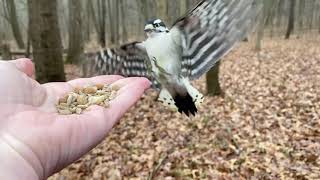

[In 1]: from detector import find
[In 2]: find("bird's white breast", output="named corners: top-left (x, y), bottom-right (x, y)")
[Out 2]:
top-left (144, 33), bottom-right (181, 76)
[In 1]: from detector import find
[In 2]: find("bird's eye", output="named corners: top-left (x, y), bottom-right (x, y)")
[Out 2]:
top-left (154, 23), bottom-right (160, 28)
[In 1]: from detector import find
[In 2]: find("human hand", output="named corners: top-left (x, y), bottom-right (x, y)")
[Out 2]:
top-left (0, 59), bottom-right (150, 179)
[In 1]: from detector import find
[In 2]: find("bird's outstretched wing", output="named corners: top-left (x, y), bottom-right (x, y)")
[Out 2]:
top-left (81, 42), bottom-right (160, 88)
top-left (171, 0), bottom-right (261, 80)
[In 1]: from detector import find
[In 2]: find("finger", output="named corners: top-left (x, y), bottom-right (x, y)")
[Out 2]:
top-left (103, 77), bottom-right (151, 120)
top-left (9, 58), bottom-right (35, 78)
top-left (82, 77), bottom-right (151, 125)
top-left (109, 76), bottom-right (149, 92)
top-left (43, 82), bottom-right (73, 99)
top-left (68, 75), bottom-right (124, 87)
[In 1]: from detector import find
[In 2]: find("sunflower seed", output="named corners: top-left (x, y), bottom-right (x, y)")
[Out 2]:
top-left (57, 83), bottom-right (118, 115)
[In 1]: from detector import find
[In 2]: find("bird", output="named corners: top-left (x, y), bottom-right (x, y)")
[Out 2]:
top-left (82, 0), bottom-right (261, 116)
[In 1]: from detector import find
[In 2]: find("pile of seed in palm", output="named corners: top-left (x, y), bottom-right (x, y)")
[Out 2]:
top-left (56, 84), bottom-right (119, 115)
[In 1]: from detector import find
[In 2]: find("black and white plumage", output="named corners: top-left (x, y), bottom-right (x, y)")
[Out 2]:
top-left (82, 42), bottom-right (160, 89)
top-left (173, 0), bottom-right (260, 79)
top-left (82, 0), bottom-right (261, 116)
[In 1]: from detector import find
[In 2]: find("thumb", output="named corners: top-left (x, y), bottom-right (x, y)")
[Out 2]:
top-left (10, 58), bottom-right (35, 78)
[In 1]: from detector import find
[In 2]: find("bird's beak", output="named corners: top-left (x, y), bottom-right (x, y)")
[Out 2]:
top-left (144, 24), bottom-right (154, 32)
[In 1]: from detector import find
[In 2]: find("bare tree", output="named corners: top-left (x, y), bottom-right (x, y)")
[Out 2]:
top-left (180, 0), bottom-right (188, 16)
top-left (298, 0), bottom-right (305, 34)
top-left (267, 0), bottom-right (278, 38)
top-left (167, 1), bottom-right (180, 24)
top-left (107, 0), bottom-right (120, 45)
top-left (156, 0), bottom-right (168, 23)
top-left (276, 0), bottom-right (285, 28)
top-left (3, 0), bottom-right (25, 49)
top-left (1, 43), bottom-right (11, 59)
top-left (98, 0), bottom-right (107, 47)
top-left (28, 0), bottom-right (65, 83)
top-left (206, 61), bottom-right (222, 96)
top-left (67, 0), bottom-right (83, 64)
top-left (119, 0), bottom-right (127, 43)
top-left (308, 0), bottom-right (315, 30)
top-left (256, 0), bottom-right (272, 51)
top-left (285, 0), bottom-right (296, 39)
top-left (89, 0), bottom-right (107, 47)
top-left (318, 2), bottom-right (320, 33)
top-left (26, 25), bottom-right (31, 58)
top-left (81, 0), bottom-right (92, 43)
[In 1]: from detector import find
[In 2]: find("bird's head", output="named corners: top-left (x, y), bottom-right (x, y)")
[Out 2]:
top-left (144, 19), bottom-right (169, 37)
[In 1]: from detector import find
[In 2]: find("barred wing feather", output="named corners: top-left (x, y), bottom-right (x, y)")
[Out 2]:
top-left (82, 42), bottom-right (160, 88)
top-left (171, 0), bottom-right (261, 80)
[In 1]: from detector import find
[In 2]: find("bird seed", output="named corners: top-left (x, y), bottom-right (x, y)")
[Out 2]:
top-left (56, 83), bottom-right (118, 115)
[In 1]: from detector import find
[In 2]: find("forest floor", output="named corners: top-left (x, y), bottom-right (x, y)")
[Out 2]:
top-left (50, 37), bottom-right (320, 180)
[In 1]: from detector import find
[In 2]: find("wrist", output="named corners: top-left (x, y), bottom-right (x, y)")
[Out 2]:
top-left (0, 135), bottom-right (42, 180)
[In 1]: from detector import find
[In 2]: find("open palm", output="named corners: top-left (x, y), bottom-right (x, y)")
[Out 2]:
top-left (0, 59), bottom-right (150, 179)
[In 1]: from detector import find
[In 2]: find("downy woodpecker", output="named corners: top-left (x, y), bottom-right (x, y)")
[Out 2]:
top-left (84, 0), bottom-right (261, 116)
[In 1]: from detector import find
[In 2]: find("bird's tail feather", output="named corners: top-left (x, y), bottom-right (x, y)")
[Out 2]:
top-left (173, 93), bottom-right (198, 116)
top-left (158, 78), bottom-right (204, 116)
top-left (158, 88), bottom-right (178, 111)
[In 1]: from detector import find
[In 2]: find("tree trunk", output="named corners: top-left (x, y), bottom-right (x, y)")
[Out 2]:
top-left (119, 0), bottom-right (128, 43)
top-left (268, 0), bottom-right (277, 38)
top-left (276, 0), bottom-right (284, 29)
top-left (99, 0), bottom-right (106, 47)
top-left (67, 0), bottom-right (83, 64)
top-left (318, 3), bottom-right (320, 34)
top-left (107, 0), bottom-right (116, 45)
top-left (137, 0), bottom-right (148, 37)
top-left (298, 0), bottom-right (305, 34)
top-left (255, 1), bottom-right (266, 51)
top-left (1, 43), bottom-right (12, 60)
top-left (141, 0), bottom-right (155, 21)
top-left (88, 1), bottom-right (99, 39)
top-left (167, 1), bottom-right (179, 24)
top-left (309, 0), bottom-right (315, 31)
top-left (285, 0), bottom-right (296, 39)
top-left (90, 0), bottom-right (106, 47)
top-left (82, 0), bottom-right (91, 43)
top-left (114, 0), bottom-right (120, 45)
top-left (5, 0), bottom-right (25, 49)
top-left (180, 0), bottom-right (188, 16)
top-left (28, 0), bottom-right (65, 83)
top-left (156, 0), bottom-right (168, 23)
top-left (206, 61), bottom-right (222, 96)
top-left (26, 27), bottom-right (31, 58)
